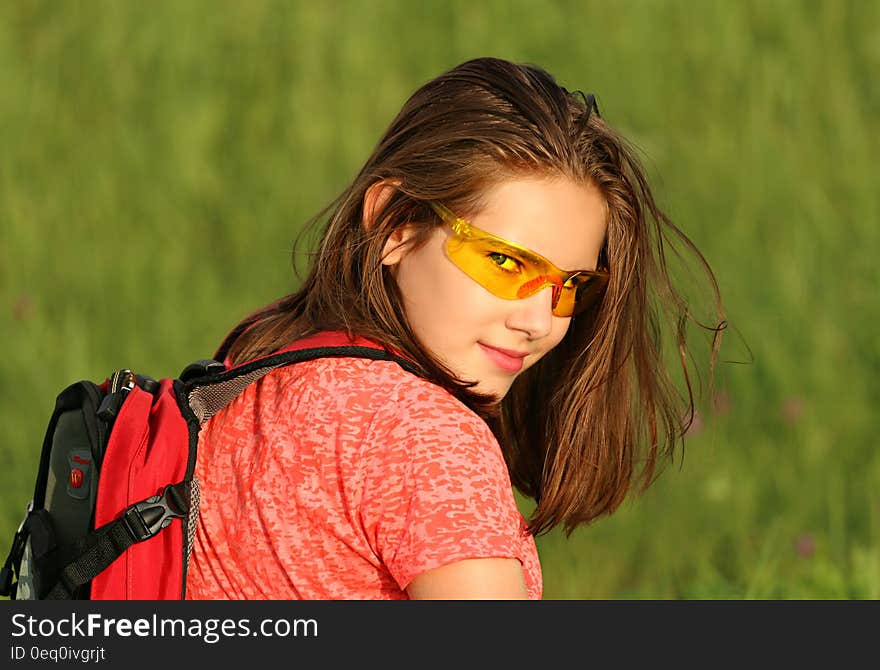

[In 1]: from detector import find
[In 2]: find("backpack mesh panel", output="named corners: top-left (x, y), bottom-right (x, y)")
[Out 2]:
top-left (185, 477), bottom-right (200, 566)
top-left (187, 366), bottom-right (283, 425)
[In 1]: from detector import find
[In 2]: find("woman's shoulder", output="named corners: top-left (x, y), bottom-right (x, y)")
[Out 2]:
top-left (259, 355), bottom-right (503, 484)
top-left (270, 355), bottom-right (486, 427)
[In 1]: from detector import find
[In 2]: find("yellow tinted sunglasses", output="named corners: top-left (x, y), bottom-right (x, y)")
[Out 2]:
top-left (430, 202), bottom-right (609, 317)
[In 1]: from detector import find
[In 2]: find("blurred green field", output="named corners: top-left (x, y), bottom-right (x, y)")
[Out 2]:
top-left (1, 0), bottom-right (878, 599)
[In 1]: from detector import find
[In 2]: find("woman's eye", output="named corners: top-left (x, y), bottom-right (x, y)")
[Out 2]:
top-left (488, 252), bottom-right (521, 272)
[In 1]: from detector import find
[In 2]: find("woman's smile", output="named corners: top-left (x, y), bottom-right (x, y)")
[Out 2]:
top-left (478, 342), bottom-right (528, 373)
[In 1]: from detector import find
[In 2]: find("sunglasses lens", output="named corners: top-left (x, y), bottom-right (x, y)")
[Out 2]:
top-left (446, 225), bottom-right (608, 317)
top-left (567, 274), bottom-right (608, 316)
top-left (553, 287), bottom-right (577, 318)
top-left (446, 235), bottom-right (524, 300)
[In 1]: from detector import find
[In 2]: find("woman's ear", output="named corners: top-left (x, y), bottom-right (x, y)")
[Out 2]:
top-left (381, 225), bottom-right (417, 267)
top-left (363, 179), bottom-right (416, 267)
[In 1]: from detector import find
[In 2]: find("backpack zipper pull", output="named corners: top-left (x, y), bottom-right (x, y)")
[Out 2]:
top-left (97, 370), bottom-right (136, 423)
top-left (109, 369), bottom-right (136, 394)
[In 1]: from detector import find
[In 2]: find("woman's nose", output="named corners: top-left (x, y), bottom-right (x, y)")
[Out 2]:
top-left (505, 286), bottom-right (555, 339)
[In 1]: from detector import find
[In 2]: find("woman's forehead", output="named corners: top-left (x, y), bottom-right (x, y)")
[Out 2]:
top-left (467, 177), bottom-right (607, 270)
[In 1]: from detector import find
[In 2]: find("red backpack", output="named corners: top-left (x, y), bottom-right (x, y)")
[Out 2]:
top-left (0, 331), bottom-right (417, 599)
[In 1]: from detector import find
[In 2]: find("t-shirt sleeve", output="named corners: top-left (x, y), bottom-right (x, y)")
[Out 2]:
top-left (358, 379), bottom-right (529, 591)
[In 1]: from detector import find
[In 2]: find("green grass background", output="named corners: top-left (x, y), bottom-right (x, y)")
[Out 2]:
top-left (1, 0), bottom-right (877, 599)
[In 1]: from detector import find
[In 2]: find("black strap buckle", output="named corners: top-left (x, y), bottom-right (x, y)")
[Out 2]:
top-left (179, 359), bottom-right (226, 383)
top-left (122, 485), bottom-right (188, 542)
top-left (0, 500), bottom-right (34, 597)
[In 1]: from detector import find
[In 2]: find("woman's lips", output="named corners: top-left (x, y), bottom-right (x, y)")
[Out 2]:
top-left (478, 342), bottom-right (527, 373)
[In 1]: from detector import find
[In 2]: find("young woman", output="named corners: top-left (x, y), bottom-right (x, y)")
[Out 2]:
top-left (185, 57), bottom-right (723, 600)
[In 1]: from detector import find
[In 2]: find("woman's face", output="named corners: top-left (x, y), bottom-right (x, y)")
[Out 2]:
top-left (383, 176), bottom-right (608, 400)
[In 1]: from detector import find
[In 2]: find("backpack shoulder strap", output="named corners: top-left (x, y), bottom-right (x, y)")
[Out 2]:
top-left (184, 331), bottom-right (421, 426)
top-left (42, 482), bottom-right (190, 600)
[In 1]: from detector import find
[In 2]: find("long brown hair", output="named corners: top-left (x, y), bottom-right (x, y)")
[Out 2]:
top-left (227, 57), bottom-right (724, 536)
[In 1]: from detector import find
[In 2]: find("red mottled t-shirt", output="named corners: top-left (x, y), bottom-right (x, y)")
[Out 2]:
top-left (185, 338), bottom-right (542, 600)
